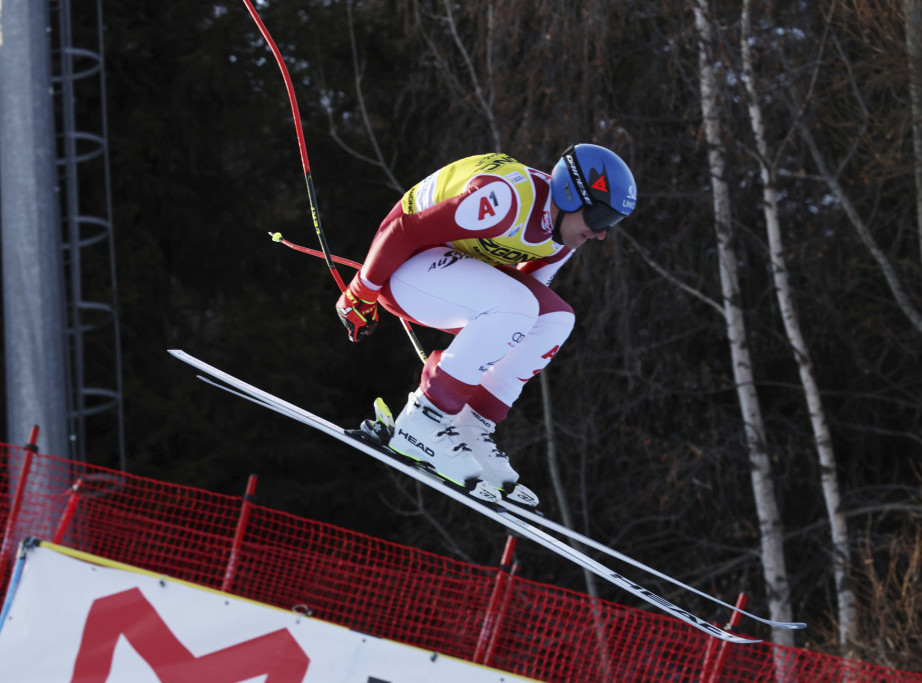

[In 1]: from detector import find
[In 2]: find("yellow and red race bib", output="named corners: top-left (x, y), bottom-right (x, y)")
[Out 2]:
top-left (401, 153), bottom-right (564, 266)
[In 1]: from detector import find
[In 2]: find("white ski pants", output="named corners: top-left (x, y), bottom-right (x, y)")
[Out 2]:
top-left (379, 247), bottom-right (575, 422)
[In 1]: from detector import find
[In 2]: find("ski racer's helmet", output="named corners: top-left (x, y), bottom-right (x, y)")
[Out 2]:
top-left (551, 144), bottom-right (637, 232)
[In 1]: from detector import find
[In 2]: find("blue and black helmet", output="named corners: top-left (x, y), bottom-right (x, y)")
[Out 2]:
top-left (551, 144), bottom-right (637, 233)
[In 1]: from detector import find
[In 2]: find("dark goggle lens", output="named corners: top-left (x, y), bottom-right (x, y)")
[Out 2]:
top-left (584, 202), bottom-right (626, 233)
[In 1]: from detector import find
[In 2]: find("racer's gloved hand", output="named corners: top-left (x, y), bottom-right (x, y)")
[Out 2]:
top-left (336, 277), bottom-right (380, 342)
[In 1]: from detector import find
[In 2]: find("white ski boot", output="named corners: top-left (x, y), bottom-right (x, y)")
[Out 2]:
top-left (389, 390), bottom-right (484, 489)
top-left (453, 406), bottom-right (539, 508)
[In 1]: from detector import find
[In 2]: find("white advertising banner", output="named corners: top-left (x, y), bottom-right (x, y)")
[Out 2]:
top-left (0, 542), bottom-right (535, 683)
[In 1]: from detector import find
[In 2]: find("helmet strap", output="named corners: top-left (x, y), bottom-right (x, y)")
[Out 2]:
top-left (551, 209), bottom-right (566, 245)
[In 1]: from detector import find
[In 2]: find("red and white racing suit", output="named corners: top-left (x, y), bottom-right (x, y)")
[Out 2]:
top-left (354, 153), bottom-right (576, 423)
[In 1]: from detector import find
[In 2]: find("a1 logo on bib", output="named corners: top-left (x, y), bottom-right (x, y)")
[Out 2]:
top-left (455, 180), bottom-right (515, 231)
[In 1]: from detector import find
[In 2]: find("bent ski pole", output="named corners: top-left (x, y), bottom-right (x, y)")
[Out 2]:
top-left (241, 0), bottom-right (345, 292)
top-left (270, 232), bottom-right (363, 270)
top-left (242, 2), bottom-right (426, 363)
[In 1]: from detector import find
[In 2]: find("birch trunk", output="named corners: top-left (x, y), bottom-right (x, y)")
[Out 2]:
top-left (691, 0), bottom-right (795, 647)
top-left (740, 0), bottom-right (856, 648)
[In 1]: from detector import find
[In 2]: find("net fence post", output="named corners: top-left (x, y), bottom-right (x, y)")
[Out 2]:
top-left (474, 534), bottom-right (518, 665)
top-left (222, 474), bottom-right (258, 593)
top-left (1, 426), bottom-right (40, 561)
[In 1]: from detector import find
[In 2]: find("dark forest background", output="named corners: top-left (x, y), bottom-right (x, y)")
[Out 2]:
top-left (45, 0), bottom-right (922, 670)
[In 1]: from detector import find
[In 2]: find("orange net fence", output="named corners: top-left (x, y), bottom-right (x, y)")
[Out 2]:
top-left (1, 441), bottom-right (919, 682)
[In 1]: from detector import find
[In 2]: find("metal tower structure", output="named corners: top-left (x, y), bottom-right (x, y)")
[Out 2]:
top-left (50, 0), bottom-right (125, 469)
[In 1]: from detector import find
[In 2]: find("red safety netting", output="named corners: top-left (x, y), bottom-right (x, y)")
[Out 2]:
top-left (1, 442), bottom-right (919, 682)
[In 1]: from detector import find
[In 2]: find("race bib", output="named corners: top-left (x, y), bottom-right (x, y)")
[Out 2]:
top-left (454, 181), bottom-right (514, 231)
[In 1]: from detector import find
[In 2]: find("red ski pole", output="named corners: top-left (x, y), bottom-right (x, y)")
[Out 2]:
top-left (239, 0), bottom-right (345, 292)
top-left (241, 1), bottom-right (427, 362)
top-left (269, 232), bottom-right (363, 270)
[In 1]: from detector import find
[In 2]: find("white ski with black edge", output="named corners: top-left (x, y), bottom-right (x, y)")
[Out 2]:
top-left (493, 500), bottom-right (805, 632)
top-left (363, 400), bottom-right (806, 634)
top-left (170, 349), bottom-right (762, 643)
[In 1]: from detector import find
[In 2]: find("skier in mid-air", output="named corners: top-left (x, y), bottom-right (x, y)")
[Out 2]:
top-left (335, 144), bottom-right (637, 506)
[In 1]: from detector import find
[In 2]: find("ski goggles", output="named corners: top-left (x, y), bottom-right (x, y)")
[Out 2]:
top-left (583, 201), bottom-right (627, 233)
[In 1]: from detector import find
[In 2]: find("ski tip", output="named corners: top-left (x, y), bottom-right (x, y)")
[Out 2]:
top-left (699, 622), bottom-right (760, 643)
top-left (727, 635), bottom-right (762, 644)
top-left (772, 621), bottom-right (808, 630)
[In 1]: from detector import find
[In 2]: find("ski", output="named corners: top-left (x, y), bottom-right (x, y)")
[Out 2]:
top-left (170, 349), bottom-right (761, 643)
top-left (364, 399), bottom-right (805, 633)
top-left (495, 497), bottom-right (805, 632)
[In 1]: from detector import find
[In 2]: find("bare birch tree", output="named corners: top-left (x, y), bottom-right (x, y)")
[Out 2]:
top-left (691, 0), bottom-right (795, 647)
top-left (740, 0), bottom-right (857, 648)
